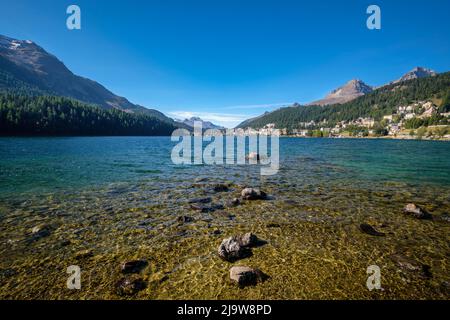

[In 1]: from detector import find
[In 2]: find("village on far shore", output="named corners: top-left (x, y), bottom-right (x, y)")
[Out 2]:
top-left (230, 100), bottom-right (450, 141)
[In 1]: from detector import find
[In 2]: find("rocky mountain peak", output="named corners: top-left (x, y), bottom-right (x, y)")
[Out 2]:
top-left (308, 79), bottom-right (373, 106)
top-left (395, 67), bottom-right (437, 83)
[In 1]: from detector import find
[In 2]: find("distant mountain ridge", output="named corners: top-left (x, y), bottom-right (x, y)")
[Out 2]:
top-left (181, 117), bottom-right (225, 129)
top-left (236, 70), bottom-right (449, 130)
top-left (0, 34), bottom-right (176, 125)
top-left (308, 67), bottom-right (437, 106)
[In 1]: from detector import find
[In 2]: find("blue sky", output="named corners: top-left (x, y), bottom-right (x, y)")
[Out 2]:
top-left (0, 0), bottom-right (449, 127)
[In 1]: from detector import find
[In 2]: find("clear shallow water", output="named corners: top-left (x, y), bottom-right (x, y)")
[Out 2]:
top-left (0, 137), bottom-right (449, 299)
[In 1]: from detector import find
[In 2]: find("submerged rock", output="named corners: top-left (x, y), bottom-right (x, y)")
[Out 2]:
top-left (213, 184), bottom-right (229, 192)
top-left (218, 233), bottom-right (261, 262)
top-left (437, 213), bottom-right (450, 223)
top-left (226, 198), bottom-right (241, 208)
top-left (121, 260), bottom-right (148, 274)
top-left (403, 203), bottom-right (432, 220)
top-left (190, 203), bottom-right (224, 213)
top-left (60, 240), bottom-right (71, 247)
top-left (239, 233), bottom-right (259, 247)
top-left (74, 249), bottom-right (94, 260)
top-left (390, 254), bottom-right (432, 278)
top-left (214, 211), bottom-right (236, 220)
top-left (115, 276), bottom-right (146, 296)
top-left (359, 223), bottom-right (385, 237)
top-left (218, 237), bottom-right (252, 262)
top-left (29, 224), bottom-right (51, 240)
top-left (177, 215), bottom-right (194, 223)
top-left (229, 266), bottom-right (268, 287)
top-left (266, 223), bottom-right (281, 228)
top-left (241, 188), bottom-right (267, 200)
top-left (188, 197), bottom-right (212, 204)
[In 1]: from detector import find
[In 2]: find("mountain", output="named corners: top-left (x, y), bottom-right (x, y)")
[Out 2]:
top-left (307, 67), bottom-right (437, 106)
top-left (0, 34), bottom-right (176, 124)
top-left (236, 71), bottom-right (450, 130)
top-left (392, 67), bottom-right (437, 84)
top-left (182, 117), bottom-right (225, 129)
top-left (308, 79), bottom-right (373, 106)
top-left (237, 67), bottom-right (443, 129)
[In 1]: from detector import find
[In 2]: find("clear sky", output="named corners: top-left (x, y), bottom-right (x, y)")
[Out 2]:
top-left (0, 0), bottom-right (449, 127)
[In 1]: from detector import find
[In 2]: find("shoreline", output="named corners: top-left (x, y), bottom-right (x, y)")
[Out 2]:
top-left (280, 135), bottom-right (450, 141)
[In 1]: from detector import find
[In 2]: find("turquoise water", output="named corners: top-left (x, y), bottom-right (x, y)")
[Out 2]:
top-left (0, 137), bottom-right (449, 299)
top-left (1, 137), bottom-right (449, 198)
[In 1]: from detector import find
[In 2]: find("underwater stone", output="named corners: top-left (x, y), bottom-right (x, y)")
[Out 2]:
top-left (218, 237), bottom-right (252, 262)
top-left (241, 188), bottom-right (267, 200)
top-left (213, 184), bottom-right (229, 192)
top-left (188, 197), bottom-right (212, 204)
top-left (403, 203), bottom-right (432, 220)
top-left (226, 198), bottom-right (240, 207)
top-left (190, 203), bottom-right (224, 213)
top-left (266, 223), bottom-right (281, 228)
top-left (239, 233), bottom-right (258, 247)
top-left (74, 249), bottom-right (93, 260)
top-left (390, 254), bottom-right (432, 278)
top-left (359, 223), bottom-right (385, 236)
top-left (229, 266), bottom-right (268, 287)
top-left (121, 260), bottom-right (148, 274)
top-left (218, 233), bottom-right (260, 262)
top-left (115, 276), bottom-right (146, 296)
top-left (30, 224), bottom-right (51, 239)
top-left (177, 216), bottom-right (194, 223)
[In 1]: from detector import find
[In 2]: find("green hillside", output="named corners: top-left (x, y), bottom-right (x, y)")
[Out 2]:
top-left (237, 72), bottom-right (450, 130)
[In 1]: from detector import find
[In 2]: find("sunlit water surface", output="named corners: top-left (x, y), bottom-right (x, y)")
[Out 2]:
top-left (0, 137), bottom-right (449, 299)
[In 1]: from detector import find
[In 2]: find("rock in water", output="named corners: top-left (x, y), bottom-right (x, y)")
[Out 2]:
top-left (266, 223), bottom-right (281, 228)
top-left (218, 237), bottom-right (252, 262)
top-left (403, 203), bottom-right (432, 220)
top-left (213, 184), bottom-right (229, 192)
top-left (121, 260), bottom-right (148, 274)
top-left (218, 233), bottom-right (260, 262)
top-left (229, 266), bottom-right (268, 287)
top-left (226, 198), bottom-right (240, 207)
top-left (115, 276), bottom-right (146, 296)
top-left (359, 223), bottom-right (385, 236)
top-left (241, 188), bottom-right (267, 200)
top-left (188, 197), bottom-right (212, 204)
top-left (177, 216), bottom-right (194, 223)
top-left (190, 203), bottom-right (224, 213)
top-left (29, 224), bottom-right (51, 240)
top-left (239, 233), bottom-right (258, 247)
top-left (390, 254), bottom-right (432, 278)
top-left (74, 249), bottom-right (93, 260)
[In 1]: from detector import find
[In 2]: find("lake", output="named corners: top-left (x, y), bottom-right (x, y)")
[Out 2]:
top-left (0, 137), bottom-right (449, 299)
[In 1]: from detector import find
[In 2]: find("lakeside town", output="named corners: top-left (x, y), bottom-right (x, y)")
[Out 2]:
top-left (233, 100), bottom-right (450, 141)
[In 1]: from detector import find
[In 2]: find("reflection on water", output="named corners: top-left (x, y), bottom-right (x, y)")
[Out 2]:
top-left (0, 137), bottom-right (449, 299)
